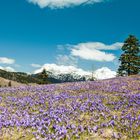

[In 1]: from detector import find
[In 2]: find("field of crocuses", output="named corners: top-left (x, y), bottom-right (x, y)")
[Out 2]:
top-left (0, 76), bottom-right (140, 140)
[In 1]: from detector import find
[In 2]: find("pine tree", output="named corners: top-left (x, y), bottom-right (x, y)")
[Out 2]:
top-left (38, 69), bottom-right (48, 84)
top-left (118, 35), bottom-right (140, 76)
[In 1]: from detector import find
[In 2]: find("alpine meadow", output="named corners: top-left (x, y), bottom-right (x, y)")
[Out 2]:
top-left (0, 0), bottom-right (139, 140)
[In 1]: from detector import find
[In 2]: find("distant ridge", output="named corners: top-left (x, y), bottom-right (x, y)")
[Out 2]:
top-left (0, 69), bottom-right (42, 85)
top-left (0, 69), bottom-right (87, 86)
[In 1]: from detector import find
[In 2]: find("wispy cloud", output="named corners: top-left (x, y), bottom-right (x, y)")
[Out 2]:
top-left (0, 57), bottom-right (15, 64)
top-left (27, 0), bottom-right (105, 9)
top-left (31, 63), bottom-right (42, 68)
top-left (56, 55), bottom-right (78, 66)
top-left (70, 42), bottom-right (123, 62)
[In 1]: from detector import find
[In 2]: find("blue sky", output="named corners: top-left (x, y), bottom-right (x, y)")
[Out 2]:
top-left (0, 0), bottom-right (140, 73)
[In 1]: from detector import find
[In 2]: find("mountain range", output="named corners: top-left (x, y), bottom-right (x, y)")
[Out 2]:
top-left (0, 67), bottom-right (116, 86)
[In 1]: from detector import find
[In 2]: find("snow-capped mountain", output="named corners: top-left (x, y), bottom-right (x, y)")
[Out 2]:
top-left (93, 67), bottom-right (117, 80)
top-left (35, 70), bottom-right (88, 83)
top-left (33, 64), bottom-right (116, 82)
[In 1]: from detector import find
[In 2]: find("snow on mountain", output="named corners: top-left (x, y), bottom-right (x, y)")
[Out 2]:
top-left (0, 66), bottom-right (16, 72)
top-left (34, 64), bottom-right (116, 80)
top-left (34, 64), bottom-right (91, 77)
top-left (93, 67), bottom-right (116, 80)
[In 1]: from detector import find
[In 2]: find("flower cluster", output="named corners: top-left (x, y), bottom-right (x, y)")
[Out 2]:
top-left (0, 76), bottom-right (139, 139)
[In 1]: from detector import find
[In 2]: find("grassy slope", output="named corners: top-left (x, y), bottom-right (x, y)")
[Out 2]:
top-left (0, 77), bottom-right (24, 87)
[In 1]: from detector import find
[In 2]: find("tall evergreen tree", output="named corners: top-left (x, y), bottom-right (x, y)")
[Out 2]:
top-left (38, 69), bottom-right (48, 84)
top-left (118, 35), bottom-right (140, 76)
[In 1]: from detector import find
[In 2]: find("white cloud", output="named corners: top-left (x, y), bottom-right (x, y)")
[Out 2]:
top-left (33, 63), bottom-right (116, 80)
top-left (0, 57), bottom-right (15, 64)
top-left (73, 42), bottom-right (123, 50)
top-left (56, 55), bottom-right (78, 66)
top-left (31, 63), bottom-right (42, 68)
top-left (27, 0), bottom-right (104, 9)
top-left (0, 66), bottom-right (16, 72)
top-left (70, 42), bottom-right (123, 62)
top-left (93, 67), bottom-right (116, 80)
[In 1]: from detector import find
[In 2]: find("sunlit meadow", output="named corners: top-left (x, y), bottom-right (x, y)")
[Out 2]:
top-left (0, 76), bottom-right (139, 140)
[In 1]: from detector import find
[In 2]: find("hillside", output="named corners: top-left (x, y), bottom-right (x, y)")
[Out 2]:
top-left (0, 75), bottom-right (139, 140)
top-left (0, 69), bottom-right (45, 84)
top-left (0, 77), bottom-right (24, 87)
